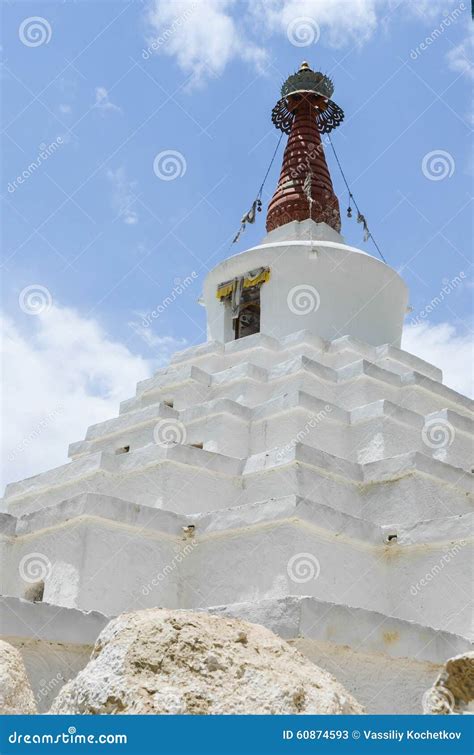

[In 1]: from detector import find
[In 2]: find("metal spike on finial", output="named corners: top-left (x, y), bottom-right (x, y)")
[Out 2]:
top-left (299, 60), bottom-right (311, 71)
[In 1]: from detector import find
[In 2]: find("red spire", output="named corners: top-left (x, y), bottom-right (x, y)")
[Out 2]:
top-left (266, 63), bottom-right (343, 234)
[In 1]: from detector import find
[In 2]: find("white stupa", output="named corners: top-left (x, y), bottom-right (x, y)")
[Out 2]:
top-left (1, 63), bottom-right (472, 714)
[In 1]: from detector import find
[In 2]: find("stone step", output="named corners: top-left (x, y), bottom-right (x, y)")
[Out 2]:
top-left (212, 595), bottom-right (472, 664)
top-left (167, 330), bottom-right (442, 382)
top-left (3, 443), bottom-right (472, 524)
top-left (2, 493), bottom-right (471, 639)
top-left (120, 354), bottom-right (471, 420)
top-left (3, 491), bottom-right (470, 548)
top-left (2, 593), bottom-right (468, 665)
top-left (68, 391), bottom-right (473, 471)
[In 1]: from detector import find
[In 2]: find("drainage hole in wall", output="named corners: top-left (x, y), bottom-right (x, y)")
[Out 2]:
top-left (115, 445), bottom-right (130, 455)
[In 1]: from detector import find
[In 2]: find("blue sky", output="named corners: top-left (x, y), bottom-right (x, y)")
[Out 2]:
top-left (1, 0), bottom-right (472, 489)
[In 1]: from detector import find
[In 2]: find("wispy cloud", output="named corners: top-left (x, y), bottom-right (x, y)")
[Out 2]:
top-left (402, 321), bottom-right (473, 398)
top-left (446, 32), bottom-right (474, 127)
top-left (144, 0), bottom-right (461, 87)
top-left (145, 0), bottom-right (268, 87)
top-left (129, 319), bottom-right (187, 352)
top-left (94, 85), bottom-right (122, 114)
top-left (446, 34), bottom-right (473, 80)
top-left (1, 305), bottom-right (149, 491)
top-left (106, 167), bottom-right (139, 225)
top-left (1, 303), bottom-right (189, 492)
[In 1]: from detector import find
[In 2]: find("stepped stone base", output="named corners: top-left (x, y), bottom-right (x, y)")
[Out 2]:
top-left (1, 329), bottom-right (472, 714)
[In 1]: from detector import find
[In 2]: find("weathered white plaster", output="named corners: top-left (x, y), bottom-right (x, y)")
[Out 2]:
top-left (68, 395), bottom-right (472, 470)
top-left (0, 597), bottom-right (107, 712)
top-left (1, 221), bottom-right (471, 715)
top-left (44, 561), bottom-right (80, 608)
top-left (203, 221), bottom-right (408, 347)
top-left (1, 493), bottom-right (472, 636)
top-left (3, 442), bottom-right (471, 524)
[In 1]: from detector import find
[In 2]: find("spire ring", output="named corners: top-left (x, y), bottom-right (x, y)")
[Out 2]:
top-left (271, 97), bottom-right (344, 135)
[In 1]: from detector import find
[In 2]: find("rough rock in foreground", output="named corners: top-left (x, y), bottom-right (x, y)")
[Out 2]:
top-left (0, 640), bottom-right (37, 714)
top-left (50, 608), bottom-right (364, 714)
top-left (423, 652), bottom-right (474, 714)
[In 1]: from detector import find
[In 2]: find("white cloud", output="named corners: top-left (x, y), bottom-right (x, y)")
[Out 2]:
top-left (389, 0), bottom-right (461, 23)
top-left (446, 34), bottom-right (473, 80)
top-left (402, 321), bottom-right (473, 398)
top-left (144, 0), bottom-right (462, 85)
top-left (94, 86), bottom-right (122, 114)
top-left (1, 305), bottom-right (185, 494)
top-left (129, 320), bottom-right (187, 352)
top-left (249, 0), bottom-right (378, 48)
top-left (145, 0), bottom-right (269, 86)
top-left (445, 33), bottom-right (473, 127)
top-left (107, 167), bottom-right (139, 225)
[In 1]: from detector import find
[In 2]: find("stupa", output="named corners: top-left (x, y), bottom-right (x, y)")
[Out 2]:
top-left (1, 63), bottom-right (472, 714)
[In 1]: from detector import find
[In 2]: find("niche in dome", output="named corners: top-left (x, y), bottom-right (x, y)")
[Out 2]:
top-left (216, 267), bottom-right (269, 342)
top-left (234, 288), bottom-right (261, 339)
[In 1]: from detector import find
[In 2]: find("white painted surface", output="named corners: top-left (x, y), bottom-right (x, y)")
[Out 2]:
top-left (1, 493), bottom-right (472, 636)
top-left (0, 221), bottom-right (471, 715)
top-left (203, 221), bottom-right (408, 347)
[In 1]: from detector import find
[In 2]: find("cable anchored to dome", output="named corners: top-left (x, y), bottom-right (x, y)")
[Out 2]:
top-left (327, 134), bottom-right (387, 264)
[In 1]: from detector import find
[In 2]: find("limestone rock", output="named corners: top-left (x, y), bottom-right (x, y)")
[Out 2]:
top-left (0, 640), bottom-right (37, 714)
top-left (50, 608), bottom-right (364, 714)
top-left (423, 652), bottom-right (474, 714)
